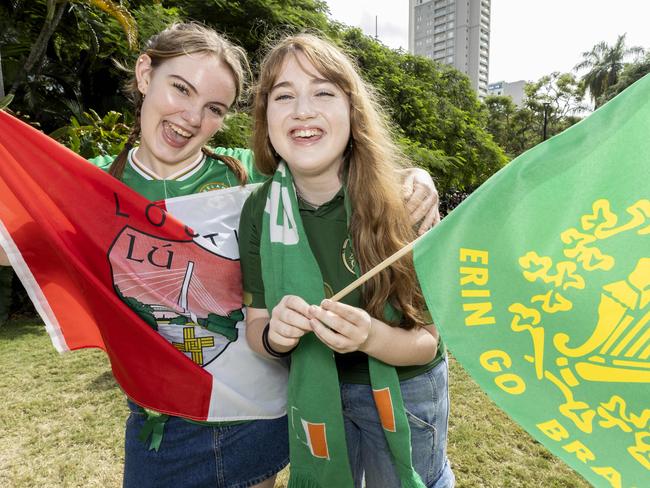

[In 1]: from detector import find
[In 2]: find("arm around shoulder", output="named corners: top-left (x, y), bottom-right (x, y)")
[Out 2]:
top-left (399, 167), bottom-right (441, 234)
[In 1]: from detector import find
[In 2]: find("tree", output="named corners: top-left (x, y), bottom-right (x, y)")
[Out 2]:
top-left (165, 0), bottom-right (337, 57)
top-left (575, 34), bottom-right (644, 107)
top-left (9, 0), bottom-right (137, 96)
top-left (524, 71), bottom-right (584, 144)
top-left (483, 95), bottom-right (522, 157)
top-left (1, 1), bottom-right (180, 131)
top-left (484, 73), bottom-right (584, 159)
top-left (598, 53), bottom-right (650, 105)
top-left (526, 72), bottom-right (586, 119)
top-left (340, 29), bottom-right (506, 192)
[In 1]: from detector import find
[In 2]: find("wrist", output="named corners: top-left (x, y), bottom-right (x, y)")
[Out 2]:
top-left (262, 323), bottom-right (296, 358)
top-left (358, 317), bottom-right (378, 354)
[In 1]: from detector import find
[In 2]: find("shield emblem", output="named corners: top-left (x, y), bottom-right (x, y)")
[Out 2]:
top-left (107, 226), bottom-right (244, 365)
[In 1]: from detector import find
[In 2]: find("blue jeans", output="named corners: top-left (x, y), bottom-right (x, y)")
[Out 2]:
top-left (123, 402), bottom-right (289, 488)
top-left (341, 357), bottom-right (455, 488)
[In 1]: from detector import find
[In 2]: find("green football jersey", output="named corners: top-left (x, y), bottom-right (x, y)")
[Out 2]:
top-left (90, 147), bottom-right (266, 201)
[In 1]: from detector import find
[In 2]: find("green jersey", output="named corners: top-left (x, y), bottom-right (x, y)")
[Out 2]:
top-left (239, 183), bottom-right (444, 384)
top-left (90, 147), bottom-right (266, 201)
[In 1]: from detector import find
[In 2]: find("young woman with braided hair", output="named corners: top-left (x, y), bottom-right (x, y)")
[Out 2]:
top-left (90, 22), bottom-right (290, 488)
top-left (0, 23), bottom-right (441, 487)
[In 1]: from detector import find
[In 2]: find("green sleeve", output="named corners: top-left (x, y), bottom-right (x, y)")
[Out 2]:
top-left (238, 182), bottom-right (271, 309)
top-left (212, 147), bottom-right (268, 184)
top-left (87, 154), bottom-right (116, 172)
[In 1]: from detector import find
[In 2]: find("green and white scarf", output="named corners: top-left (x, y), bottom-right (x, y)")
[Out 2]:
top-left (260, 162), bottom-right (426, 488)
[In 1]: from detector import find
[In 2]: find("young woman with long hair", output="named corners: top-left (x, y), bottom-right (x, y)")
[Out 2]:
top-left (240, 34), bottom-right (454, 487)
top-left (91, 22), bottom-right (290, 488)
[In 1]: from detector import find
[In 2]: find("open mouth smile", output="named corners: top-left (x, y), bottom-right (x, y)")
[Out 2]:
top-left (164, 121), bottom-right (193, 138)
top-left (291, 128), bottom-right (323, 140)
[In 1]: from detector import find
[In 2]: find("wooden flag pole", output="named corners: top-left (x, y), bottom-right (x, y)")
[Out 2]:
top-left (330, 230), bottom-right (429, 302)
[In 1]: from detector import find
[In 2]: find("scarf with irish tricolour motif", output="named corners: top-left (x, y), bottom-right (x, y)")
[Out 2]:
top-left (260, 161), bottom-right (425, 488)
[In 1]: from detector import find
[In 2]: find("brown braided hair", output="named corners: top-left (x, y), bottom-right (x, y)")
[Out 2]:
top-left (109, 23), bottom-right (249, 184)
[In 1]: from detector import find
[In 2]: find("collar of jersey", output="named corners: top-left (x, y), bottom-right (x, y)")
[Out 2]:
top-left (128, 147), bottom-right (206, 181)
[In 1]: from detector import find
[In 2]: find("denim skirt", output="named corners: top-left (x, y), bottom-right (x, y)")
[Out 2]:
top-left (123, 401), bottom-right (289, 488)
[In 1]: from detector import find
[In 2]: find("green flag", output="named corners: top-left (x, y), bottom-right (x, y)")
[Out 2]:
top-left (414, 75), bottom-right (650, 487)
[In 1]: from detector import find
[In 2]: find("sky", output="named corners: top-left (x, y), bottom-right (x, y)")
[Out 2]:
top-left (324, 0), bottom-right (650, 84)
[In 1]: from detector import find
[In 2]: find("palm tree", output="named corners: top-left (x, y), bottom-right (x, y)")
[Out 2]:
top-left (574, 34), bottom-right (644, 107)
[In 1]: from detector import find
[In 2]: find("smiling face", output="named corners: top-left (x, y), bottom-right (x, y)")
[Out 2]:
top-left (266, 52), bottom-right (351, 185)
top-left (135, 52), bottom-right (237, 177)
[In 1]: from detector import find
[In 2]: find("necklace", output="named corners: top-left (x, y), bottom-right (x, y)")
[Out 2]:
top-left (295, 187), bottom-right (322, 209)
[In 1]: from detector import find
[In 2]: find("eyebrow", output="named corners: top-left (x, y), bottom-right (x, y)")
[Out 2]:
top-left (170, 74), bottom-right (230, 110)
top-left (270, 77), bottom-right (333, 92)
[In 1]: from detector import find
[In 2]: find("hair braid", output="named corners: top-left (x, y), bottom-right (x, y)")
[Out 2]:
top-left (201, 147), bottom-right (248, 185)
top-left (108, 99), bottom-right (142, 180)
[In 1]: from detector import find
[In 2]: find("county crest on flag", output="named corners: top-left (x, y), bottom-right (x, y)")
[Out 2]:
top-left (414, 74), bottom-right (650, 486)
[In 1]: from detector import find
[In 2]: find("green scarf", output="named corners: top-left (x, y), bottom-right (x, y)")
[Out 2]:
top-left (260, 162), bottom-right (425, 488)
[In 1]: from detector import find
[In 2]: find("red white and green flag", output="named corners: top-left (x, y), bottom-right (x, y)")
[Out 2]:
top-left (414, 75), bottom-right (650, 486)
top-left (0, 111), bottom-right (287, 422)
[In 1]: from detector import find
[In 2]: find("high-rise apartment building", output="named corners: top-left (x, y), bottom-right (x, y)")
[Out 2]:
top-left (409, 0), bottom-right (491, 98)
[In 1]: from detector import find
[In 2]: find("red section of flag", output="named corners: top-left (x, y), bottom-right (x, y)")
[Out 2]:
top-left (0, 111), bottom-right (213, 420)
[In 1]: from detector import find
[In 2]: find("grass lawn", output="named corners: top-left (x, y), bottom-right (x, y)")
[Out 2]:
top-left (0, 318), bottom-right (589, 487)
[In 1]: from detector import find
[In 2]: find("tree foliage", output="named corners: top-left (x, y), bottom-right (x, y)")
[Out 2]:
top-left (484, 72), bottom-right (584, 158)
top-left (341, 29), bottom-right (506, 192)
top-left (575, 34), bottom-right (644, 107)
top-left (211, 111), bottom-right (253, 150)
top-left (165, 0), bottom-right (337, 57)
top-left (50, 109), bottom-right (132, 158)
top-left (598, 52), bottom-right (650, 105)
top-left (1, 1), bottom-right (179, 130)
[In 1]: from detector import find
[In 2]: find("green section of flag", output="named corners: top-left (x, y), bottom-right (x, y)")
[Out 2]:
top-left (414, 74), bottom-right (650, 487)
